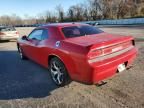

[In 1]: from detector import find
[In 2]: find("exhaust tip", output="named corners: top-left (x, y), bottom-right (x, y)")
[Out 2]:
top-left (95, 81), bottom-right (107, 87)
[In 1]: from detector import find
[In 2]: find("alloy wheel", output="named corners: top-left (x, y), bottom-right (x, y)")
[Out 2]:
top-left (18, 47), bottom-right (23, 59)
top-left (50, 61), bottom-right (64, 85)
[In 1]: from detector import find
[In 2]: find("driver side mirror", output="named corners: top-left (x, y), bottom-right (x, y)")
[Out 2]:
top-left (22, 35), bottom-right (28, 40)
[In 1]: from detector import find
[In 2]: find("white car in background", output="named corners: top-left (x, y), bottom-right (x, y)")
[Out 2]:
top-left (0, 26), bottom-right (19, 41)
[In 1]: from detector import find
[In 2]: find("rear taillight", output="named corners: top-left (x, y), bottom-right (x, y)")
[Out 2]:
top-left (87, 49), bottom-right (102, 59)
top-left (87, 41), bottom-right (133, 60)
top-left (16, 32), bottom-right (19, 34)
top-left (0, 32), bottom-right (5, 35)
top-left (103, 41), bottom-right (132, 55)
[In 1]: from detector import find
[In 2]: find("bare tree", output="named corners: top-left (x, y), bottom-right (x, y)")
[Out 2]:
top-left (68, 4), bottom-right (85, 21)
top-left (45, 10), bottom-right (52, 23)
top-left (0, 15), bottom-right (11, 25)
top-left (83, 8), bottom-right (89, 21)
top-left (141, 7), bottom-right (144, 15)
top-left (117, 0), bottom-right (129, 19)
top-left (56, 5), bottom-right (64, 22)
top-left (36, 13), bottom-right (46, 24)
top-left (88, 0), bottom-right (102, 20)
top-left (128, 1), bottom-right (138, 17)
top-left (68, 7), bottom-right (74, 21)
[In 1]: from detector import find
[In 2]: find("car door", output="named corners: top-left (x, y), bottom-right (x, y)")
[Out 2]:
top-left (32, 29), bottom-right (50, 66)
top-left (24, 29), bottom-right (43, 62)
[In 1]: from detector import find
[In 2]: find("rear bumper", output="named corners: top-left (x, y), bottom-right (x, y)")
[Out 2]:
top-left (89, 47), bottom-right (137, 84)
top-left (0, 36), bottom-right (19, 40)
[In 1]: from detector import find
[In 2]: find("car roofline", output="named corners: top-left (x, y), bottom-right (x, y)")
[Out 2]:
top-left (38, 23), bottom-right (89, 29)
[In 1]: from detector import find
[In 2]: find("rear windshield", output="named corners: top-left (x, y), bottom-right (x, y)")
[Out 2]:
top-left (0, 27), bottom-right (16, 32)
top-left (62, 25), bottom-right (104, 38)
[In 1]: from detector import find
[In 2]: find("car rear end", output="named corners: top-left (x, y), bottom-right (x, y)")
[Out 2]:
top-left (61, 24), bottom-right (137, 84)
top-left (87, 37), bottom-right (137, 84)
top-left (0, 27), bottom-right (19, 41)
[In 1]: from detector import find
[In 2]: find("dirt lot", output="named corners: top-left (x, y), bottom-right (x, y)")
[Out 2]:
top-left (100, 25), bottom-right (144, 39)
top-left (0, 26), bottom-right (144, 108)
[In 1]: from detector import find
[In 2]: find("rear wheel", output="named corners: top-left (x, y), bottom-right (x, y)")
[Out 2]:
top-left (18, 46), bottom-right (27, 60)
top-left (49, 57), bottom-right (71, 86)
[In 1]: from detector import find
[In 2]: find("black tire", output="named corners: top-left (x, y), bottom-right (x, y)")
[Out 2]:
top-left (49, 57), bottom-right (71, 86)
top-left (18, 46), bottom-right (27, 60)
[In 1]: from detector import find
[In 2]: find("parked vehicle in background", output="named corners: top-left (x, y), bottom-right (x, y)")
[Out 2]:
top-left (17, 23), bottom-right (137, 86)
top-left (0, 26), bottom-right (19, 41)
top-left (84, 21), bottom-right (99, 26)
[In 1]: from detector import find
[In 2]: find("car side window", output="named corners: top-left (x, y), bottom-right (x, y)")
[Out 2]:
top-left (28, 29), bottom-right (43, 40)
top-left (41, 29), bottom-right (49, 40)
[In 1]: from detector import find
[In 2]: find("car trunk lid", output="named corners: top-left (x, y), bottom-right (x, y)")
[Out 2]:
top-left (64, 33), bottom-right (134, 59)
top-left (64, 33), bottom-right (133, 47)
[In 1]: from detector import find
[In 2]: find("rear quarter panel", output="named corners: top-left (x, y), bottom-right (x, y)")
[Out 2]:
top-left (51, 41), bottom-right (93, 83)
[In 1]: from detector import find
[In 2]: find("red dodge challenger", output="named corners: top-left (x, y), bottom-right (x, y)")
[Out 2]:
top-left (17, 23), bottom-right (137, 86)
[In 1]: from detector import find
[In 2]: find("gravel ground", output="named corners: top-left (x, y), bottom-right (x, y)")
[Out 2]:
top-left (0, 26), bottom-right (144, 108)
top-left (99, 26), bottom-right (144, 40)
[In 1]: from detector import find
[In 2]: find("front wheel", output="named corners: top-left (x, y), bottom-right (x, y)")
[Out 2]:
top-left (49, 57), bottom-right (71, 86)
top-left (18, 46), bottom-right (27, 60)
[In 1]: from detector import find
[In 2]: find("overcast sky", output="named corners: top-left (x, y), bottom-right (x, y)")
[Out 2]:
top-left (0, 0), bottom-right (84, 18)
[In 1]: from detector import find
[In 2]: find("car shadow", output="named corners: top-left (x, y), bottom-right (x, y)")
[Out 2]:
top-left (0, 40), bottom-right (17, 43)
top-left (0, 50), bottom-right (58, 100)
top-left (0, 40), bottom-right (10, 43)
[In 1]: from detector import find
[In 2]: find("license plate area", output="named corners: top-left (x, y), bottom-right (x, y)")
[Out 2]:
top-left (118, 63), bottom-right (126, 73)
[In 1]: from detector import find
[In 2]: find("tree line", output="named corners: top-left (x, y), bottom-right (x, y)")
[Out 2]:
top-left (0, 0), bottom-right (144, 26)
